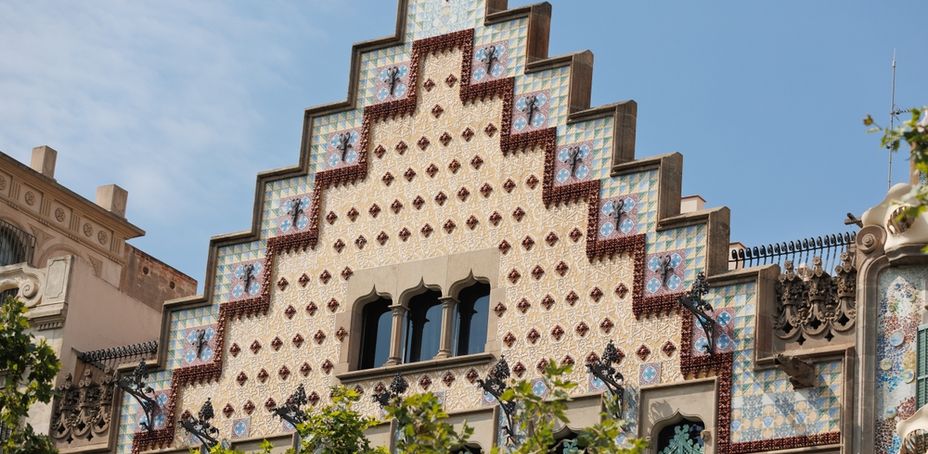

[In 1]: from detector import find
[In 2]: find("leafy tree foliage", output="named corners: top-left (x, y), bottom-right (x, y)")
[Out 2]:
top-left (385, 392), bottom-right (473, 453)
top-left (865, 106), bottom-right (928, 239)
top-left (0, 297), bottom-right (60, 454)
top-left (495, 360), bottom-right (646, 454)
top-left (295, 386), bottom-right (386, 454)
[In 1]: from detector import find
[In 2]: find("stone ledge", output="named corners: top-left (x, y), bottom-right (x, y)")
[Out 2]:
top-left (336, 352), bottom-right (495, 384)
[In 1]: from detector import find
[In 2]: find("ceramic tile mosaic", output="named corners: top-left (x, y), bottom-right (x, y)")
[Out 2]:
top-left (260, 174), bottom-right (314, 240)
top-left (116, 370), bottom-right (172, 453)
top-left (698, 283), bottom-right (846, 444)
top-left (600, 170), bottom-right (658, 231)
top-left (553, 141), bottom-right (594, 187)
top-left (168, 304), bottom-right (221, 369)
top-left (406, 0), bottom-right (485, 41)
top-left (210, 241), bottom-right (266, 304)
top-left (514, 67), bottom-right (571, 128)
top-left (597, 193), bottom-right (640, 238)
top-left (474, 17), bottom-right (528, 77)
top-left (875, 266), bottom-right (926, 454)
top-left (560, 117), bottom-right (614, 181)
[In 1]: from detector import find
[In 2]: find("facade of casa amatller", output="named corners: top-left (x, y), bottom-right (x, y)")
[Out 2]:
top-left (13, 1), bottom-right (928, 453)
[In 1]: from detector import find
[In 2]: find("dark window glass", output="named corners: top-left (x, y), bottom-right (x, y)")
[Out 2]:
top-left (358, 297), bottom-right (392, 370)
top-left (451, 445), bottom-right (482, 453)
top-left (454, 283), bottom-right (490, 356)
top-left (656, 417), bottom-right (705, 454)
top-left (550, 430), bottom-right (580, 453)
top-left (404, 289), bottom-right (442, 363)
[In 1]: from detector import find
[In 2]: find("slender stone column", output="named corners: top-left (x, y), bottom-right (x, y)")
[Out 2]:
top-left (435, 296), bottom-right (459, 359)
top-left (386, 305), bottom-right (407, 365)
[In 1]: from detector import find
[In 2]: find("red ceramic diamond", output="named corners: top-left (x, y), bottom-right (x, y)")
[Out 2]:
top-left (466, 369), bottom-right (479, 383)
top-left (498, 239), bottom-right (511, 254)
top-left (423, 78), bottom-right (436, 91)
top-left (305, 302), bottom-right (318, 316)
top-left (507, 269), bottom-right (521, 284)
top-left (236, 372), bottom-right (247, 386)
top-left (555, 261), bottom-right (569, 277)
top-left (527, 328), bottom-right (541, 344)
top-left (512, 362), bottom-right (526, 378)
top-left (391, 199), bottom-right (403, 214)
top-left (636, 345), bottom-right (651, 361)
top-left (265, 398), bottom-right (276, 411)
top-left (466, 215), bottom-right (479, 229)
top-left (470, 155), bottom-right (484, 170)
top-left (616, 283), bottom-right (629, 299)
top-left (536, 359), bottom-right (549, 374)
top-left (503, 332), bottom-right (516, 347)
top-left (376, 231), bottom-right (389, 245)
top-left (562, 355), bottom-right (575, 366)
top-left (494, 302), bottom-right (507, 317)
top-left (314, 330), bottom-right (326, 345)
top-left (575, 322), bottom-right (590, 337)
top-left (374, 144), bottom-right (386, 159)
top-left (480, 183), bottom-right (493, 197)
top-left (421, 224), bottom-right (434, 237)
top-left (347, 207), bottom-right (359, 221)
top-left (395, 141), bottom-right (408, 155)
top-left (448, 159), bottom-right (461, 173)
top-left (417, 136), bottom-right (430, 151)
top-left (319, 270), bottom-right (332, 284)
top-left (250, 340), bottom-right (261, 354)
top-left (431, 104), bottom-right (444, 119)
top-left (503, 179), bottom-right (516, 193)
top-left (257, 368), bottom-right (269, 383)
top-left (434, 191), bottom-right (447, 206)
top-left (382, 172), bottom-right (395, 186)
top-left (292, 333), bottom-right (304, 348)
top-left (551, 325), bottom-right (565, 341)
top-left (443, 219), bottom-right (456, 234)
top-left (277, 277), bottom-right (289, 291)
top-left (484, 123), bottom-right (497, 137)
top-left (541, 294), bottom-right (555, 310)
top-left (545, 232), bottom-right (559, 247)
top-left (243, 400), bottom-right (255, 415)
top-left (522, 236), bottom-right (535, 251)
top-left (489, 211), bottom-right (502, 226)
top-left (284, 305), bottom-right (296, 319)
top-left (412, 196), bottom-right (425, 210)
top-left (517, 298), bottom-right (531, 313)
top-left (590, 287), bottom-right (604, 302)
top-left (223, 404), bottom-right (234, 418)
top-left (335, 327), bottom-right (348, 342)
top-left (271, 337), bottom-right (283, 351)
top-left (399, 227), bottom-right (411, 241)
top-left (404, 168), bottom-right (417, 182)
top-left (570, 228), bottom-right (583, 242)
top-left (279, 365), bottom-right (290, 380)
top-left (442, 372), bottom-right (455, 387)
top-left (531, 265), bottom-right (545, 280)
top-left (461, 127), bottom-right (474, 141)
top-left (327, 298), bottom-right (339, 312)
top-left (512, 207), bottom-right (526, 222)
top-left (426, 163), bottom-right (439, 177)
top-left (445, 73), bottom-right (457, 87)
top-left (355, 235), bottom-right (367, 249)
top-left (300, 362), bottom-right (312, 376)
top-left (419, 375), bottom-right (433, 390)
top-left (321, 359), bottom-right (334, 374)
top-left (439, 132), bottom-right (452, 146)
top-left (341, 267), bottom-right (353, 280)
top-left (457, 187), bottom-right (470, 202)
top-left (326, 211), bottom-right (338, 225)
top-left (298, 273), bottom-right (310, 287)
top-left (662, 341), bottom-right (677, 357)
top-left (526, 175), bottom-right (539, 189)
top-left (308, 392), bottom-right (320, 405)
top-left (230, 343), bottom-right (241, 357)
top-left (600, 318), bottom-right (614, 334)
top-left (369, 204), bottom-right (381, 218)
top-left (333, 240), bottom-right (345, 253)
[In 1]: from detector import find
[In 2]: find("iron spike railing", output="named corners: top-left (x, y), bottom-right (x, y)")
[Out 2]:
top-left (77, 340), bottom-right (158, 371)
top-left (730, 231), bottom-right (857, 273)
top-left (0, 218), bottom-right (36, 267)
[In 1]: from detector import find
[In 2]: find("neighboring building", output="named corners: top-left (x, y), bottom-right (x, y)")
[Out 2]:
top-left (21, 1), bottom-right (926, 454)
top-left (0, 146), bottom-right (197, 449)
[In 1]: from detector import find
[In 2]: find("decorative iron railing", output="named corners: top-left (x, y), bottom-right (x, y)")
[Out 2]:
top-left (0, 218), bottom-right (35, 267)
top-left (729, 231), bottom-right (857, 273)
top-left (77, 340), bottom-right (158, 371)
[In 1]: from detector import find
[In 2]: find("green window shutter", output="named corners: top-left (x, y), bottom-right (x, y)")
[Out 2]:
top-left (918, 325), bottom-right (928, 409)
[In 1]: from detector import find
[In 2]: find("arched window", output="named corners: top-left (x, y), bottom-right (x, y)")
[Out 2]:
top-left (450, 444), bottom-right (482, 454)
top-left (550, 428), bottom-right (580, 453)
top-left (656, 417), bottom-right (705, 454)
top-left (404, 289), bottom-right (443, 363)
top-left (358, 297), bottom-right (392, 370)
top-left (454, 282), bottom-right (490, 356)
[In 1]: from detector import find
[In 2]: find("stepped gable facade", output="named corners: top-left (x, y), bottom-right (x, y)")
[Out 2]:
top-left (94, 1), bottom-right (928, 453)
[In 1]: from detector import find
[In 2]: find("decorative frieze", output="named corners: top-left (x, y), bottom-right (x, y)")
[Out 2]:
top-left (774, 252), bottom-right (857, 344)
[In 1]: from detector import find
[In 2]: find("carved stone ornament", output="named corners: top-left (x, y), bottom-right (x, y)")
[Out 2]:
top-left (774, 353), bottom-right (815, 389)
top-left (51, 369), bottom-right (117, 446)
top-left (774, 253), bottom-right (856, 344)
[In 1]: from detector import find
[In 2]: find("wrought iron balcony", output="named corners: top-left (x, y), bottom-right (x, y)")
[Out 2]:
top-left (0, 218), bottom-right (35, 267)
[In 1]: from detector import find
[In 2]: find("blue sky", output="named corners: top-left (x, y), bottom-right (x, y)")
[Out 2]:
top-left (1, 0), bottom-right (925, 288)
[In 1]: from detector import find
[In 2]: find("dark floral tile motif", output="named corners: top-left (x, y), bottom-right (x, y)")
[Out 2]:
top-left (597, 194), bottom-right (640, 239)
top-left (553, 141), bottom-right (594, 186)
top-left (374, 63), bottom-right (410, 103)
top-left (228, 260), bottom-right (263, 301)
top-left (644, 249), bottom-right (687, 296)
top-left (323, 129), bottom-right (361, 170)
top-left (181, 324), bottom-right (218, 366)
top-left (276, 193), bottom-right (312, 235)
top-left (512, 90), bottom-right (550, 133)
top-left (472, 41), bottom-right (508, 83)
top-left (691, 306), bottom-right (735, 355)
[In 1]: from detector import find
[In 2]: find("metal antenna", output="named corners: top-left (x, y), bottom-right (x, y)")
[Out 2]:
top-left (888, 49), bottom-right (902, 189)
